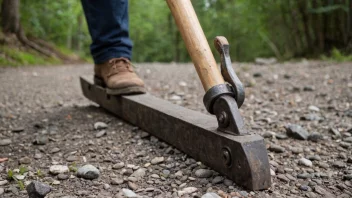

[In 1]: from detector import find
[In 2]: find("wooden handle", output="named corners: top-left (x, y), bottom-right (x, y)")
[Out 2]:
top-left (166, 0), bottom-right (225, 91)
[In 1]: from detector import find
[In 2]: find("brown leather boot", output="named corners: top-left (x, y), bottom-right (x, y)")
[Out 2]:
top-left (94, 57), bottom-right (145, 95)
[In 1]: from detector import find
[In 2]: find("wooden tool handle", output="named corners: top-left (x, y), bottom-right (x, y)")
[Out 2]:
top-left (166, 0), bottom-right (225, 91)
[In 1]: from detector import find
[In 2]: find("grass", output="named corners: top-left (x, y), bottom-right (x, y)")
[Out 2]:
top-left (321, 48), bottom-right (352, 62)
top-left (0, 45), bottom-right (62, 67)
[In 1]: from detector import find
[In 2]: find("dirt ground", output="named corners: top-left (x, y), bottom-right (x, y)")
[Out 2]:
top-left (0, 61), bottom-right (351, 198)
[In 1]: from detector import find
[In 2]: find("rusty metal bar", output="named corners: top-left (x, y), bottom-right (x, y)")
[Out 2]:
top-left (80, 76), bottom-right (271, 190)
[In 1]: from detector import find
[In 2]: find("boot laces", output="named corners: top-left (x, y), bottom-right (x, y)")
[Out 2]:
top-left (108, 58), bottom-right (133, 73)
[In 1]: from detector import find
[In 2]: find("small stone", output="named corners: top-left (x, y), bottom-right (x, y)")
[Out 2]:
top-left (211, 176), bottom-right (224, 184)
top-left (202, 193), bottom-right (221, 198)
top-left (0, 188), bottom-right (3, 195)
top-left (308, 132), bottom-right (323, 142)
top-left (332, 161), bottom-right (345, 168)
top-left (128, 181), bottom-right (138, 190)
top-left (285, 124), bottom-right (309, 140)
top-left (111, 178), bottom-right (124, 185)
top-left (33, 136), bottom-right (48, 145)
top-left (195, 169), bottom-right (213, 178)
top-left (95, 130), bottom-right (106, 138)
top-left (94, 122), bottom-right (108, 130)
top-left (223, 179), bottom-right (233, 186)
top-left (0, 139), bottom-right (12, 146)
top-left (299, 185), bottom-right (309, 191)
top-left (66, 156), bottom-right (78, 162)
top-left (269, 144), bottom-right (285, 153)
top-left (340, 142), bottom-right (351, 148)
top-left (130, 168), bottom-right (146, 178)
top-left (162, 169), bottom-right (170, 178)
top-left (151, 157), bottom-right (164, 165)
top-left (113, 162), bottom-right (125, 169)
top-left (12, 127), bottom-right (24, 133)
top-left (77, 164), bottom-right (100, 180)
top-left (50, 147), bottom-right (60, 154)
top-left (343, 175), bottom-right (352, 180)
top-left (122, 188), bottom-right (138, 197)
top-left (308, 105), bottom-right (320, 112)
top-left (26, 181), bottom-right (51, 198)
top-left (301, 114), bottom-right (323, 121)
top-left (314, 186), bottom-right (334, 197)
top-left (303, 86), bottom-right (315, 91)
top-left (344, 137), bottom-right (352, 143)
top-left (277, 174), bottom-right (290, 182)
top-left (178, 187), bottom-right (198, 197)
top-left (347, 157), bottom-right (352, 163)
top-left (57, 174), bottom-right (69, 180)
top-left (298, 158), bottom-right (313, 167)
top-left (307, 155), bottom-right (321, 161)
top-left (0, 180), bottom-right (8, 186)
top-left (330, 127), bottom-right (341, 138)
top-left (297, 173), bottom-right (312, 179)
top-left (49, 165), bottom-right (69, 175)
top-left (19, 156), bottom-right (31, 164)
top-left (290, 147), bottom-right (303, 154)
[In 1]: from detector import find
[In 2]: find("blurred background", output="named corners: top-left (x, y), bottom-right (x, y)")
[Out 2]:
top-left (0, 0), bottom-right (351, 66)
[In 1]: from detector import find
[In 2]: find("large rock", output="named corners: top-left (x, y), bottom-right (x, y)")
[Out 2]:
top-left (285, 124), bottom-right (309, 140)
top-left (77, 164), bottom-right (100, 180)
top-left (26, 181), bottom-right (51, 198)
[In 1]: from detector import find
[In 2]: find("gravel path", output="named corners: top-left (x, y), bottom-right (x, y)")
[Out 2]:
top-left (0, 61), bottom-right (351, 198)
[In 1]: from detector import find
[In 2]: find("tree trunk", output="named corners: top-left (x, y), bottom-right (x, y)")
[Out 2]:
top-left (1, 0), bottom-right (20, 34)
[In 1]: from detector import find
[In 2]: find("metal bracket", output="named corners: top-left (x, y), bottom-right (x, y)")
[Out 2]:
top-left (214, 36), bottom-right (245, 108)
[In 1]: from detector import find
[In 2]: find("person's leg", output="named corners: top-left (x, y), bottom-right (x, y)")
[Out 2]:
top-left (81, 0), bottom-right (132, 64)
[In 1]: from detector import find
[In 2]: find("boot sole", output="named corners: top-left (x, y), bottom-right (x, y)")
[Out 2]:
top-left (94, 76), bottom-right (146, 96)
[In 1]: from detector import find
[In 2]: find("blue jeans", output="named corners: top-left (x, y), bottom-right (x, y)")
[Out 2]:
top-left (81, 0), bottom-right (132, 64)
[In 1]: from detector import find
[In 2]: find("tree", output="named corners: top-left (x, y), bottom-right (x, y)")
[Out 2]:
top-left (1, 0), bottom-right (20, 34)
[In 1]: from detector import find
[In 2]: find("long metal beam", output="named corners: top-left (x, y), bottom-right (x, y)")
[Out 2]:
top-left (80, 76), bottom-right (271, 190)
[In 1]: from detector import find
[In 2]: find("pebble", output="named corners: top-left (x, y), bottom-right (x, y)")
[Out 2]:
top-left (113, 162), bottom-right (125, 169)
top-left (178, 187), bottom-right (198, 197)
top-left (57, 174), bottom-right (69, 180)
top-left (343, 175), bottom-right (352, 180)
top-left (269, 144), bottom-right (285, 153)
top-left (290, 147), bottom-right (303, 154)
top-left (202, 193), bottom-right (221, 198)
top-left (211, 176), bottom-right (224, 184)
top-left (122, 188), bottom-right (138, 197)
top-left (0, 139), bottom-right (12, 146)
top-left (297, 173), bottom-right (312, 179)
top-left (299, 185), bottom-right (309, 191)
top-left (19, 156), bottom-right (31, 164)
top-left (340, 142), bottom-right (351, 148)
top-left (49, 165), bottom-right (69, 175)
top-left (128, 181), bottom-right (138, 190)
top-left (0, 180), bottom-right (8, 186)
top-left (347, 157), bottom-right (352, 163)
top-left (94, 122), bottom-right (108, 130)
top-left (285, 124), bottom-right (309, 140)
top-left (223, 179), bottom-right (233, 186)
top-left (151, 157), bottom-right (164, 164)
top-left (298, 158), bottom-right (313, 167)
top-left (308, 105), bottom-right (320, 112)
top-left (111, 178), bottom-right (124, 185)
top-left (195, 169), bottom-right (213, 178)
top-left (130, 168), bottom-right (146, 178)
top-left (330, 127), bottom-right (341, 138)
top-left (33, 136), bottom-right (48, 145)
top-left (26, 181), bottom-right (51, 198)
top-left (50, 147), bottom-right (60, 154)
top-left (332, 161), bottom-right (345, 168)
top-left (77, 164), bottom-right (100, 180)
top-left (308, 132), bottom-right (323, 142)
top-left (95, 130), bottom-right (106, 138)
top-left (66, 156), bottom-right (78, 162)
top-left (344, 137), bottom-right (352, 143)
top-left (12, 127), bottom-right (24, 133)
top-left (277, 174), bottom-right (290, 182)
top-left (0, 188), bottom-right (3, 195)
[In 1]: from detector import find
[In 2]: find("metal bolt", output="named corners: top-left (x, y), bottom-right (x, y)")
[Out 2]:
top-left (222, 148), bottom-right (232, 167)
top-left (218, 111), bottom-right (227, 124)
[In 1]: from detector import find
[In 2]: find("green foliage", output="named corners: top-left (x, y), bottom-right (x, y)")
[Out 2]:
top-left (7, 169), bottom-right (14, 180)
top-left (322, 48), bottom-right (352, 62)
top-left (0, 46), bottom-right (61, 66)
top-left (17, 181), bottom-right (25, 191)
top-left (69, 162), bottom-right (78, 172)
top-left (36, 169), bottom-right (44, 177)
top-left (19, 165), bottom-right (28, 175)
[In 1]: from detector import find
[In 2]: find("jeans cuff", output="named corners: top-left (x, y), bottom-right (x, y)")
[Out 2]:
top-left (93, 47), bottom-right (132, 64)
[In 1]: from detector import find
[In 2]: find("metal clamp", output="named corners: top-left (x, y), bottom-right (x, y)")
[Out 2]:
top-left (214, 36), bottom-right (245, 108)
